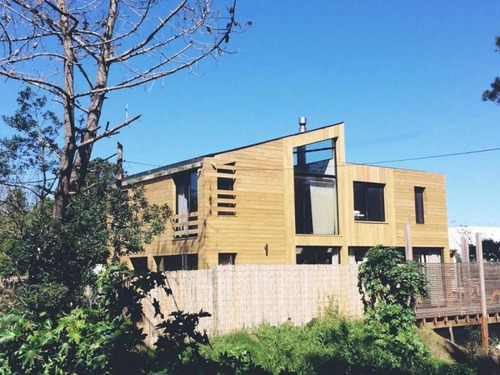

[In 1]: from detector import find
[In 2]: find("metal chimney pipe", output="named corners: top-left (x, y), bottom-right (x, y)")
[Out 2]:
top-left (299, 116), bottom-right (307, 133)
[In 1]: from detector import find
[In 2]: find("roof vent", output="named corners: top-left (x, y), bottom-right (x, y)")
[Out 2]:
top-left (299, 116), bottom-right (307, 133)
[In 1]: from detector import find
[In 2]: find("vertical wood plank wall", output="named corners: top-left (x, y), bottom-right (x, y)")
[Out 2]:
top-left (128, 122), bottom-right (450, 268)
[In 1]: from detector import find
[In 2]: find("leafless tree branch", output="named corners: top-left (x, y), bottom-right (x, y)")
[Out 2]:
top-left (0, 0), bottom-right (247, 217)
top-left (77, 114), bottom-right (141, 148)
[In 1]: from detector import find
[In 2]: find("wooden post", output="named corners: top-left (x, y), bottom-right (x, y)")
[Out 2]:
top-left (461, 236), bottom-right (469, 263)
top-left (405, 221), bottom-right (412, 261)
top-left (461, 235), bottom-right (472, 306)
top-left (116, 142), bottom-right (123, 188)
top-left (476, 232), bottom-right (489, 349)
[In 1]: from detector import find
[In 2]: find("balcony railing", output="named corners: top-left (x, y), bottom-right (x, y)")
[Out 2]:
top-left (172, 212), bottom-right (199, 239)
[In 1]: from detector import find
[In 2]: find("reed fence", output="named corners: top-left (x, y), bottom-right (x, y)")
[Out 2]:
top-left (141, 264), bottom-right (363, 345)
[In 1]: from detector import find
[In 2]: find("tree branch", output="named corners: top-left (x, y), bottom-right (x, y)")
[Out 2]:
top-left (77, 114), bottom-right (141, 149)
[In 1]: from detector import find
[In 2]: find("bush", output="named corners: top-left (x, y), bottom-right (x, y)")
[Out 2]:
top-left (203, 311), bottom-right (477, 375)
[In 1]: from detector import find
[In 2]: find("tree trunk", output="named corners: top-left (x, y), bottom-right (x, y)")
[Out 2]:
top-left (53, 0), bottom-right (76, 219)
top-left (71, 0), bottom-right (117, 193)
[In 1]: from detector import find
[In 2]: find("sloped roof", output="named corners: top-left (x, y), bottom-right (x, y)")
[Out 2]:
top-left (123, 121), bottom-right (344, 183)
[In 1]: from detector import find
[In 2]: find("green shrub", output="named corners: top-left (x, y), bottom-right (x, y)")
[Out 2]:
top-left (202, 310), bottom-right (477, 375)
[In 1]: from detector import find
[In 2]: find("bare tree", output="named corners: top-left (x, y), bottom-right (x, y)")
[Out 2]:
top-left (0, 0), bottom-right (247, 218)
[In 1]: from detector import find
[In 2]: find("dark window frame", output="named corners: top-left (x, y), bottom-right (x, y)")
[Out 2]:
top-left (155, 254), bottom-right (198, 271)
top-left (296, 246), bottom-right (340, 264)
top-left (414, 186), bottom-right (425, 224)
top-left (293, 138), bottom-right (339, 235)
top-left (173, 170), bottom-right (198, 214)
top-left (353, 181), bottom-right (385, 222)
top-left (218, 253), bottom-right (237, 265)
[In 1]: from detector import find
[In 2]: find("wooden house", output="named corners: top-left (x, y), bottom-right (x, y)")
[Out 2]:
top-left (123, 120), bottom-right (449, 270)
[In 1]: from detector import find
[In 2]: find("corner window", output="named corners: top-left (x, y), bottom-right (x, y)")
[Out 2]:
top-left (294, 139), bottom-right (338, 235)
top-left (414, 187), bottom-right (425, 224)
top-left (353, 182), bottom-right (385, 222)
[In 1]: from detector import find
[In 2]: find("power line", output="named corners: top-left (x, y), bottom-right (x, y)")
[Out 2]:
top-left (124, 146), bottom-right (500, 172)
top-left (360, 146), bottom-right (500, 165)
top-left (125, 160), bottom-right (162, 167)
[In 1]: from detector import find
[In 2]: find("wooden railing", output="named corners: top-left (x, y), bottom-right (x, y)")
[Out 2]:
top-left (171, 212), bottom-right (199, 239)
top-left (416, 263), bottom-right (500, 325)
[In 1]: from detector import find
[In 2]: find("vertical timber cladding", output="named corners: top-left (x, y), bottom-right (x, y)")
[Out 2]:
top-left (204, 139), bottom-right (290, 266)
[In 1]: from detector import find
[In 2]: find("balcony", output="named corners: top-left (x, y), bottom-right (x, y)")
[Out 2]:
top-left (172, 212), bottom-right (199, 239)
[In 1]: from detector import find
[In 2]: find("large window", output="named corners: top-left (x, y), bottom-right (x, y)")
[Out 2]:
top-left (353, 182), bottom-right (385, 222)
top-left (414, 187), bottom-right (425, 224)
top-left (294, 139), bottom-right (338, 235)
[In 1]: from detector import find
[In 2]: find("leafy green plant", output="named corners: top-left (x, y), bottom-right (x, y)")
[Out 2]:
top-left (357, 245), bottom-right (431, 371)
top-left (203, 311), bottom-right (475, 375)
top-left (0, 264), bottom-right (214, 374)
top-left (1, 158), bottom-right (170, 319)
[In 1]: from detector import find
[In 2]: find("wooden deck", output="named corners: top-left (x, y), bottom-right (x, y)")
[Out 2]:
top-left (416, 263), bottom-right (500, 327)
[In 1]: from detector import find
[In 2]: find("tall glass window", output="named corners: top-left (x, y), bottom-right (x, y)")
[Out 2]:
top-left (414, 187), bottom-right (425, 224)
top-left (174, 170), bottom-right (198, 214)
top-left (294, 139), bottom-right (338, 235)
top-left (173, 170), bottom-right (198, 238)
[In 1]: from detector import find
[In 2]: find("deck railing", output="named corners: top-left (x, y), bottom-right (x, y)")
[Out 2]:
top-left (416, 263), bottom-right (500, 320)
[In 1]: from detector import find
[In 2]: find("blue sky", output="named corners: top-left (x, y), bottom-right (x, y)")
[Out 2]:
top-left (1, 1), bottom-right (500, 226)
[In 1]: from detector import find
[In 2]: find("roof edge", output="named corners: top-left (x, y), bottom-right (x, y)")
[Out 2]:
top-left (123, 121), bottom-right (345, 183)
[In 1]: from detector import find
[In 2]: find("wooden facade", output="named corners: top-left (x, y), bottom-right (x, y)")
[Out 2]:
top-left (123, 122), bottom-right (449, 270)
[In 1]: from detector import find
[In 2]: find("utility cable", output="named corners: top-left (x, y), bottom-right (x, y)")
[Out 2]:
top-left (124, 146), bottom-right (500, 171)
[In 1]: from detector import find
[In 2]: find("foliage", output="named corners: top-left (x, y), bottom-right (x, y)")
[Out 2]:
top-left (203, 311), bottom-right (475, 375)
top-left (357, 245), bottom-right (431, 371)
top-left (468, 239), bottom-right (500, 262)
top-left (0, 158), bottom-right (170, 319)
top-left (0, 87), bottom-right (61, 203)
top-left (0, 264), bottom-right (213, 375)
top-left (0, 189), bottom-right (28, 277)
top-left (483, 36), bottom-right (500, 104)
